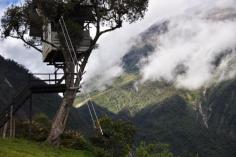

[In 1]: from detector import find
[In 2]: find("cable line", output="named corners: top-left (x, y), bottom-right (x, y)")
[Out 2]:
top-left (59, 16), bottom-right (103, 135)
top-left (59, 17), bottom-right (77, 66)
top-left (81, 88), bottom-right (104, 135)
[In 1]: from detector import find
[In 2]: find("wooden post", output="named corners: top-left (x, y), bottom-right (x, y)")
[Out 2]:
top-left (9, 105), bottom-right (13, 137)
top-left (29, 94), bottom-right (32, 137)
top-left (49, 74), bottom-right (51, 85)
top-left (12, 116), bottom-right (16, 138)
top-left (55, 69), bottom-right (57, 84)
top-left (2, 120), bottom-right (8, 139)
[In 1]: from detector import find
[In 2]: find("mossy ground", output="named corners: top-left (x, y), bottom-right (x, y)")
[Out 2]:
top-left (0, 138), bottom-right (94, 157)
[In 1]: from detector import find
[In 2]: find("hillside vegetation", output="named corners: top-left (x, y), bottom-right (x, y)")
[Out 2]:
top-left (0, 55), bottom-right (86, 130)
top-left (74, 73), bottom-right (236, 157)
top-left (0, 139), bottom-right (94, 157)
top-left (75, 73), bottom-right (199, 115)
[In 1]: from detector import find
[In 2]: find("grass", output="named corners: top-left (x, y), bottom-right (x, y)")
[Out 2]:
top-left (0, 138), bottom-right (94, 157)
top-left (75, 73), bottom-right (198, 115)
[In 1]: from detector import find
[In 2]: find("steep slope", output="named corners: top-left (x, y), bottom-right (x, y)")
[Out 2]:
top-left (122, 20), bottom-right (168, 73)
top-left (135, 95), bottom-right (236, 157)
top-left (0, 55), bottom-right (61, 119)
top-left (75, 73), bottom-right (236, 156)
top-left (74, 8), bottom-right (236, 156)
top-left (0, 55), bottom-right (92, 132)
top-left (201, 79), bottom-right (236, 140)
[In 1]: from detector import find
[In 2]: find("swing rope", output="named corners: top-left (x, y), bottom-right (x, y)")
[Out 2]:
top-left (59, 16), bottom-right (103, 135)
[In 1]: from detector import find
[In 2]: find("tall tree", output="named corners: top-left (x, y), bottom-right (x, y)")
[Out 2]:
top-left (1, 0), bottom-right (149, 145)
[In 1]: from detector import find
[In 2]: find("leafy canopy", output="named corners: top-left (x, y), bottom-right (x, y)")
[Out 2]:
top-left (90, 116), bottom-right (136, 157)
top-left (1, 0), bottom-right (149, 53)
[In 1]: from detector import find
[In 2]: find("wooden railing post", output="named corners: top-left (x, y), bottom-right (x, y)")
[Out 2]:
top-left (29, 94), bottom-right (32, 138)
top-left (2, 118), bottom-right (8, 139)
top-left (9, 105), bottom-right (13, 137)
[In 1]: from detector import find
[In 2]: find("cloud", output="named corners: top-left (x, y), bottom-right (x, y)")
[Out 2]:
top-left (82, 0), bottom-right (176, 90)
top-left (0, 38), bottom-right (54, 73)
top-left (84, 0), bottom-right (236, 91)
top-left (0, 0), bottom-right (54, 74)
top-left (139, 1), bottom-right (236, 90)
top-left (1, 0), bottom-right (236, 91)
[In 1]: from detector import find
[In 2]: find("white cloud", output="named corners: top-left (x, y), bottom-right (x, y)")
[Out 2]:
top-left (0, 1), bottom-right (55, 74)
top-left (1, 0), bottom-right (236, 91)
top-left (140, 2), bottom-right (236, 90)
top-left (0, 38), bottom-right (54, 73)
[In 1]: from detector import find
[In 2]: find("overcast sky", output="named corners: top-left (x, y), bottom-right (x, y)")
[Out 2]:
top-left (0, 0), bottom-right (167, 82)
top-left (1, 0), bottom-right (236, 91)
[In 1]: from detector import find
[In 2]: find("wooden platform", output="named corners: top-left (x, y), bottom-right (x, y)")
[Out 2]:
top-left (30, 84), bottom-right (66, 93)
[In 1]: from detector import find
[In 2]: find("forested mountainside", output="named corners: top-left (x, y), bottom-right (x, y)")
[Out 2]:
top-left (76, 73), bottom-right (236, 157)
top-left (0, 55), bottom-right (85, 129)
top-left (1, 7), bottom-right (236, 157)
top-left (75, 9), bottom-right (236, 157)
top-left (0, 55), bottom-right (60, 119)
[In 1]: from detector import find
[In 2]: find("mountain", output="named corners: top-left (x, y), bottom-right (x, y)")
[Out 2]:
top-left (76, 73), bottom-right (236, 156)
top-left (0, 55), bottom-right (116, 135)
top-left (122, 20), bottom-right (168, 73)
top-left (75, 8), bottom-right (236, 157)
top-left (201, 79), bottom-right (236, 139)
top-left (0, 55), bottom-right (91, 132)
top-left (0, 55), bottom-right (61, 119)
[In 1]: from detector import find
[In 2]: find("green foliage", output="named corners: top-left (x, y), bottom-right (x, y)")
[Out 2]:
top-left (75, 74), bottom-right (181, 115)
top-left (1, 5), bottom-right (25, 37)
top-left (33, 113), bottom-right (51, 127)
top-left (90, 117), bottom-right (136, 157)
top-left (15, 113), bottom-right (93, 151)
top-left (16, 113), bottom-right (51, 141)
top-left (61, 130), bottom-right (93, 151)
top-left (0, 138), bottom-right (94, 157)
top-left (136, 142), bottom-right (174, 157)
top-left (1, 0), bottom-right (149, 52)
top-left (75, 73), bottom-right (236, 157)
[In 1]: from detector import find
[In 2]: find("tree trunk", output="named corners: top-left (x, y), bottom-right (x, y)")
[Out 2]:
top-left (46, 87), bottom-right (77, 145)
top-left (46, 54), bottom-right (90, 145)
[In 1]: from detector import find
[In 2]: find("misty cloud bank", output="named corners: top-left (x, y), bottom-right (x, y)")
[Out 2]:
top-left (84, 0), bottom-right (236, 91)
top-left (140, 1), bottom-right (236, 90)
top-left (0, 0), bottom-right (54, 74)
top-left (1, 0), bottom-right (236, 91)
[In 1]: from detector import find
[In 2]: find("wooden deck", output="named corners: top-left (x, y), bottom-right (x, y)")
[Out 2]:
top-left (30, 84), bottom-right (66, 93)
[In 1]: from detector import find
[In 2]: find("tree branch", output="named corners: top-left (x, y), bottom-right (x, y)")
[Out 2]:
top-left (99, 24), bottom-right (121, 36)
top-left (20, 36), bottom-right (42, 53)
top-left (11, 35), bottom-right (42, 53)
top-left (42, 39), bottom-right (58, 49)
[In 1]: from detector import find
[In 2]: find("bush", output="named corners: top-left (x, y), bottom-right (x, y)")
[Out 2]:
top-left (136, 142), bottom-right (174, 157)
top-left (15, 113), bottom-right (51, 141)
top-left (90, 116), bottom-right (136, 157)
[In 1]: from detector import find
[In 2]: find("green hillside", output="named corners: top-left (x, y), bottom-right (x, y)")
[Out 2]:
top-left (74, 73), bottom-right (236, 157)
top-left (75, 73), bottom-right (200, 115)
top-left (0, 139), bottom-right (94, 157)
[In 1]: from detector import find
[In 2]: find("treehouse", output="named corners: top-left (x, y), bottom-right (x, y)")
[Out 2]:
top-left (29, 0), bottom-right (95, 63)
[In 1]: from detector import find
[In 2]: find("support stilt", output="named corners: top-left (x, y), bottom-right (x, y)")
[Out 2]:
top-left (2, 120), bottom-right (8, 138)
top-left (29, 94), bottom-right (32, 137)
top-left (12, 116), bottom-right (15, 138)
top-left (9, 105), bottom-right (13, 137)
